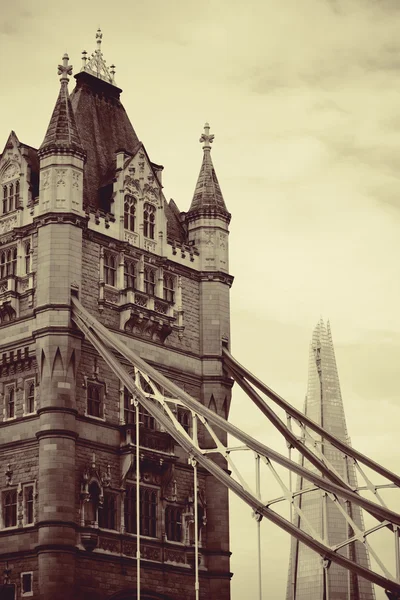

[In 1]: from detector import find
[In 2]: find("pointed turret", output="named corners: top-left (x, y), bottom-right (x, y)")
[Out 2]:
top-left (187, 123), bottom-right (230, 221)
top-left (186, 124), bottom-right (231, 273)
top-left (38, 54), bottom-right (85, 216)
top-left (39, 54), bottom-right (85, 158)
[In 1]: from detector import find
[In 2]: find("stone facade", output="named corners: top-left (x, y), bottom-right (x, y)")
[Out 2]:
top-left (0, 34), bottom-right (233, 600)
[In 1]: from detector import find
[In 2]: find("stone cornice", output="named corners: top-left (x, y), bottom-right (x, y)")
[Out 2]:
top-left (33, 212), bottom-right (88, 230)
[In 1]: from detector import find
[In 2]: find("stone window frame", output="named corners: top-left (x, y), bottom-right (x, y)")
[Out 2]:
top-left (2, 179), bottom-right (19, 215)
top-left (165, 504), bottom-right (184, 543)
top-left (21, 571), bottom-right (33, 597)
top-left (123, 258), bottom-right (136, 290)
top-left (124, 194), bottom-right (137, 232)
top-left (24, 238), bottom-right (32, 275)
top-left (3, 382), bottom-right (17, 421)
top-left (124, 483), bottom-right (159, 539)
top-left (1, 487), bottom-right (18, 530)
top-left (177, 407), bottom-right (191, 435)
top-left (103, 250), bottom-right (117, 287)
top-left (143, 202), bottom-right (156, 240)
top-left (98, 489), bottom-right (119, 532)
top-left (23, 378), bottom-right (36, 416)
top-left (22, 482), bottom-right (35, 527)
top-left (84, 377), bottom-right (106, 422)
top-left (143, 266), bottom-right (156, 296)
top-left (0, 245), bottom-right (17, 280)
top-left (162, 273), bottom-right (175, 304)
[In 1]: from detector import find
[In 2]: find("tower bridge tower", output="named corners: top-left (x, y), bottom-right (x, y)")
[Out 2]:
top-left (0, 32), bottom-right (233, 600)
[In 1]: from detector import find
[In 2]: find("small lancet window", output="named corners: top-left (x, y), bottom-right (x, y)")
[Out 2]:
top-left (124, 195), bottom-right (136, 232)
top-left (26, 381), bottom-right (35, 414)
top-left (87, 384), bottom-right (103, 418)
top-left (163, 274), bottom-right (175, 303)
top-left (165, 506), bottom-right (182, 542)
top-left (7, 387), bottom-right (15, 419)
top-left (15, 181), bottom-right (20, 207)
top-left (124, 260), bottom-right (136, 289)
top-left (8, 183), bottom-right (13, 213)
top-left (104, 252), bottom-right (116, 287)
top-left (3, 489), bottom-right (17, 528)
top-left (2, 186), bottom-right (7, 214)
top-left (144, 267), bottom-right (155, 296)
top-left (24, 486), bottom-right (34, 525)
top-left (25, 242), bottom-right (31, 274)
top-left (98, 491), bottom-right (117, 530)
top-left (0, 252), bottom-right (5, 279)
top-left (143, 203), bottom-right (156, 240)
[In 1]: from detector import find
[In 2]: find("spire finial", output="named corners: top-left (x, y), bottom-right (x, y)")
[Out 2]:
top-left (96, 28), bottom-right (103, 54)
top-left (58, 53), bottom-right (73, 84)
top-left (80, 29), bottom-right (116, 85)
top-left (199, 122), bottom-right (214, 151)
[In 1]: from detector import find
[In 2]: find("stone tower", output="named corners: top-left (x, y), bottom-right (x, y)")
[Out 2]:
top-left (286, 320), bottom-right (375, 600)
top-left (0, 31), bottom-right (233, 600)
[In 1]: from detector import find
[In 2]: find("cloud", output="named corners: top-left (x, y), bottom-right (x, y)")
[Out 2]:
top-left (0, 3), bottom-right (34, 36)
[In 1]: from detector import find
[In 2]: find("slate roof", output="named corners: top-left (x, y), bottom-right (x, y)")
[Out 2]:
top-left (187, 147), bottom-right (229, 220)
top-left (69, 71), bottom-right (186, 242)
top-left (70, 72), bottom-right (141, 211)
top-left (39, 79), bottom-right (84, 156)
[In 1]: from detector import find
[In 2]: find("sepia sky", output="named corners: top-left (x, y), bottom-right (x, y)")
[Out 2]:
top-left (1, 0), bottom-right (400, 598)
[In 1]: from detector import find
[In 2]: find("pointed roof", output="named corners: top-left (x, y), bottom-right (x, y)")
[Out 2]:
top-left (39, 54), bottom-right (85, 158)
top-left (69, 31), bottom-right (140, 210)
top-left (187, 123), bottom-right (230, 221)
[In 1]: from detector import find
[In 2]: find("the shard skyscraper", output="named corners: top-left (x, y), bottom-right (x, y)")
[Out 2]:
top-left (286, 320), bottom-right (375, 600)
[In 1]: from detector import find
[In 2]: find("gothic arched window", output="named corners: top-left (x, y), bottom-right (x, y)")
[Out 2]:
top-left (24, 485), bottom-right (34, 525)
top-left (144, 267), bottom-right (155, 296)
top-left (124, 260), bottom-right (136, 289)
top-left (104, 252), bottom-right (116, 287)
top-left (26, 381), bottom-right (35, 414)
top-left (165, 506), bottom-right (182, 542)
top-left (3, 489), bottom-right (17, 528)
top-left (0, 252), bottom-right (5, 279)
top-left (99, 491), bottom-right (117, 530)
top-left (123, 387), bottom-right (135, 424)
top-left (143, 203), bottom-right (156, 240)
top-left (2, 186), bottom-right (7, 214)
top-left (8, 183), bottom-right (13, 213)
top-left (11, 247), bottom-right (17, 275)
top-left (124, 195), bottom-right (136, 232)
top-left (125, 486), bottom-right (158, 537)
top-left (87, 384), bottom-right (103, 418)
top-left (15, 180), bottom-right (20, 207)
top-left (25, 242), bottom-right (31, 274)
top-left (163, 274), bottom-right (175, 303)
top-left (7, 387), bottom-right (15, 419)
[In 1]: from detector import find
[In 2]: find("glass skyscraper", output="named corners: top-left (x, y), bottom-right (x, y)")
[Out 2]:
top-left (286, 320), bottom-right (375, 600)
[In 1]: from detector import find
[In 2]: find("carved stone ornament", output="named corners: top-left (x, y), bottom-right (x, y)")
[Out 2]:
top-left (0, 215), bottom-right (17, 235)
top-left (1, 163), bottom-right (19, 182)
top-left (55, 168), bottom-right (67, 187)
top-left (124, 311), bottom-right (172, 344)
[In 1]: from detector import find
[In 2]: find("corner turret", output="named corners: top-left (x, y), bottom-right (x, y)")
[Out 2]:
top-left (38, 54), bottom-right (85, 215)
top-left (186, 123), bottom-right (230, 272)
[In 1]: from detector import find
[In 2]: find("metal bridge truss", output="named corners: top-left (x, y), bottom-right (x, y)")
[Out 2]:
top-left (71, 297), bottom-right (400, 599)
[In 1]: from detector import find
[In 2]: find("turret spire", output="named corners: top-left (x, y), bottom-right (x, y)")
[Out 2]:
top-left (187, 123), bottom-right (230, 221)
top-left (80, 28), bottom-right (116, 85)
top-left (38, 54), bottom-right (85, 157)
